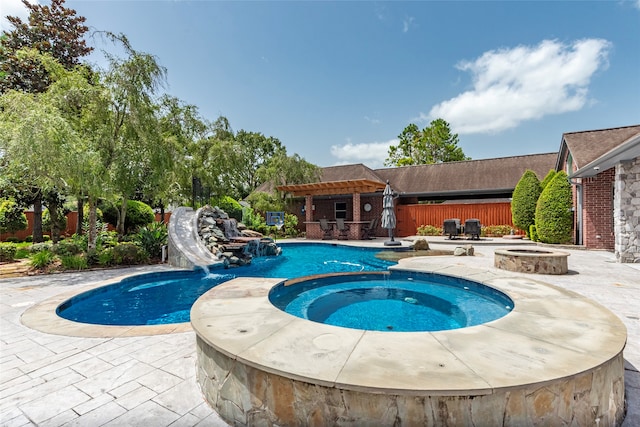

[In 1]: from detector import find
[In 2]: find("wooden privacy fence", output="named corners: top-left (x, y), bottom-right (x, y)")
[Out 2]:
top-left (1, 212), bottom-right (171, 241)
top-left (396, 202), bottom-right (520, 237)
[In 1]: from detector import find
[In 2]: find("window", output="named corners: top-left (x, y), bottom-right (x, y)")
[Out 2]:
top-left (335, 202), bottom-right (347, 219)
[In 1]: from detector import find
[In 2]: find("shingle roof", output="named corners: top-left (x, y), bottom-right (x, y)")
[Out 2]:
top-left (561, 125), bottom-right (640, 169)
top-left (373, 153), bottom-right (557, 197)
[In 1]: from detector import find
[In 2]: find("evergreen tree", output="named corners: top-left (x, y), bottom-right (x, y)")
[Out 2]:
top-left (511, 170), bottom-right (541, 237)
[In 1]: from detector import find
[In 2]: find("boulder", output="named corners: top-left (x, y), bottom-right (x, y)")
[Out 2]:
top-left (413, 239), bottom-right (430, 251)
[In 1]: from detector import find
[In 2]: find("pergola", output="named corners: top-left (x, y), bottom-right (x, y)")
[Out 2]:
top-left (277, 179), bottom-right (387, 239)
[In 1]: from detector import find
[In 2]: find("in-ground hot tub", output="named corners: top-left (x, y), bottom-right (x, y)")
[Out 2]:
top-left (191, 264), bottom-right (626, 426)
top-left (494, 247), bottom-right (570, 274)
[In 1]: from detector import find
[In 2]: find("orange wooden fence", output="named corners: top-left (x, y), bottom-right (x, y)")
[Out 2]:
top-left (1, 211), bottom-right (171, 241)
top-left (396, 202), bottom-right (520, 237)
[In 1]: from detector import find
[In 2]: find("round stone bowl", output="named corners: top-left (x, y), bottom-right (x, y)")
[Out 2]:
top-left (494, 248), bottom-right (570, 274)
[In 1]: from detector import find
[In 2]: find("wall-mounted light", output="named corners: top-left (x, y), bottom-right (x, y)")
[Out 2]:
top-left (593, 166), bottom-right (600, 171)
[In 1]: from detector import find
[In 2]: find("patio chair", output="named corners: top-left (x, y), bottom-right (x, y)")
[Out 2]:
top-left (336, 218), bottom-right (350, 240)
top-left (360, 218), bottom-right (377, 240)
top-left (443, 218), bottom-right (461, 239)
top-left (464, 218), bottom-right (481, 240)
top-left (319, 218), bottom-right (333, 240)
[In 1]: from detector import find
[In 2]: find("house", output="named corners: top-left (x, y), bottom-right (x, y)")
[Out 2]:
top-left (275, 125), bottom-right (640, 263)
top-left (557, 125), bottom-right (640, 262)
top-left (277, 153), bottom-right (557, 240)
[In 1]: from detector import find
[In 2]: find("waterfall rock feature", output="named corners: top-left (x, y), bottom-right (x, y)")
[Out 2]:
top-left (197, 205), bottom-right (281, 268)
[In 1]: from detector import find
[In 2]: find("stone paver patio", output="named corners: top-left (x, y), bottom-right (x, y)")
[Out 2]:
top-left (1, 237), bottom-right (638, 426)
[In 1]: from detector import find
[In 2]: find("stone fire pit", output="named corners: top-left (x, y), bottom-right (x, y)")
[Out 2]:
top-left (494, 248), bottom-right (570, 274)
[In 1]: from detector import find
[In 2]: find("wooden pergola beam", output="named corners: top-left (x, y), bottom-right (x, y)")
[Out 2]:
top-left (277, 179), bottom-right (386, 197)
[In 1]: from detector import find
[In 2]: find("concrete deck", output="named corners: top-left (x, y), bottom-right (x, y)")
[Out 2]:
top-left (1, 237), bottom-right (639, 426)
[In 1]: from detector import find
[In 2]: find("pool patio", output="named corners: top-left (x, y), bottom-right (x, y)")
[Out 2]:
top-left (1, 237), bottom-right (639, 426)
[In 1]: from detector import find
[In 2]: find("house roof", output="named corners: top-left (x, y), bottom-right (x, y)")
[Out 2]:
top-left (558, 125), bottom-right (640, 177)
top-left (274, 153), bottom-right (557, 199)
top-left (373, 153), bottom-right (557, 197)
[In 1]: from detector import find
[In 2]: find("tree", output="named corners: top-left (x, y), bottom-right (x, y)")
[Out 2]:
top-left (385, 118), bottom-right (469, 167)
top-left (535, 171), bottom-right (573, 244)
top-left (540, 169), bottom-right (557, 190)
top-left (1, 0), bottom-right (93, 241)
top-left (511, 170), bottom-right (541, 237)
top-left (1, 0), bottom-right (92, 94)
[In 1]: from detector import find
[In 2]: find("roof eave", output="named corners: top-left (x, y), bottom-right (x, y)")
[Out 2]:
top-left (569, 133), bottom-right (640, 178)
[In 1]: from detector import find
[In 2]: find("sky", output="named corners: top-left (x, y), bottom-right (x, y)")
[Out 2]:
top-left (2, 1), bottom-right (639, 169)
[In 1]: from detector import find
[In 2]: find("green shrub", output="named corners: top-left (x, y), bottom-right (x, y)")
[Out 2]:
top-left (25, 235), bottom-right (33, 242)
top-left (42, 206), bottom-right (68, 237)
top-left (52, 240), bottom-right (83, 257)
top-left (134, 222), bottom-right (168, 259)
top-left (112, 243), bottom-right (148, 265)
top-left (540, 170), bottom-right (557, 190)
top-left (481, 225), bottom-right (514, 237)
top-left (85, 248), bottom-right (99, 266)
top-left (283, 213), bottom-right (298, 237)
top-left (97, 248), bottom-right (115, 266)
top-left (529, 224), bottom-right (538, 242)
top-left (212, 196), bottom-right (243, 221)
top-left (3, 236), bottom-right (20, 243)
top-left (102, 200), bottom-right (154, 233)
top-left (417, 225), bottom-right (443, 236)
top-left (29, 242), bottom-right (53, 253)
top-left (60, 254), bottom-right (88, 270)
top-left (535, 171), bottom-right (573, 244)
top-left (43, 235), bottom-right (51, 241)
top-left (0, 243), bottom-right (17, 262)
top-left (0, 198), bottom-right (28, 234)
top-left (30, 250), bottom-right (56, 269)
top-left (511, 170), bottom-right (542, 238)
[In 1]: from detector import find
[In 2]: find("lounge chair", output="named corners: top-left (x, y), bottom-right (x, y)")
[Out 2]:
top-left (443, 218), bottom-right (461, 239)
top-left (336, 218), bottom-right (350, 240)
top-left (319, 218), bottom-right (333, 240)
top-left (464, 218), bottom-right (481, 240)
top-left (360, 218), bottom-right (377, 240)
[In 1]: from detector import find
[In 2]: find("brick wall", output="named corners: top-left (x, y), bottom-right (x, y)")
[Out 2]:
top-left (582, 168), bottom-right (615, 250)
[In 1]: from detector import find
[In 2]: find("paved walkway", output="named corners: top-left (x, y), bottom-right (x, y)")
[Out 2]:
top-left (1, 238), bottom-right (639, 426)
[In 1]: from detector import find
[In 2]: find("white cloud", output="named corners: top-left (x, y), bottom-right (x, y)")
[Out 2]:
top-left (364, 115), bottom-right (380, 125)
top-left (1, 0), bottom-right (37, 33)
top-left (330, 139), bottom-right (397, 169)
top-left (425, 38), bottom-right (611, 134)
top-left (403, 16), bottom-right (415, 33)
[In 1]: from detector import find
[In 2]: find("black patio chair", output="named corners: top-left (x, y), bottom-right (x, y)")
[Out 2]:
top-left (360, 218), bottom-right (377, 240)
top-left (464, 218), bottom-right (481, 240)
top-left (319, 218), bottom-right (333, 240)
top-left (336, 218), bottom-right (350, 240)
top-left (443, 218), bottom-right (461, 239)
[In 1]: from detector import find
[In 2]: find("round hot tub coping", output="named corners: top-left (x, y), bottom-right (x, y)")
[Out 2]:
top-left (494, 247), bottom-right (571, 257)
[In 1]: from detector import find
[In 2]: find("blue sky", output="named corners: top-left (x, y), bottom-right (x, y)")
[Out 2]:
top-left (3, 1), bottom-right (639, 169)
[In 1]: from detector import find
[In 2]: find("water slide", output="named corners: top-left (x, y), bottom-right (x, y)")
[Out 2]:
top-left (167, 207), bottom-right (221, 269)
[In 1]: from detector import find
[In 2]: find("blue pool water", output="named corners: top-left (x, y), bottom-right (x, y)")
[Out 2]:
top-left (269, 272), bottom-right (513, 332)
top-left (56, 243), bottom-right (397, 325)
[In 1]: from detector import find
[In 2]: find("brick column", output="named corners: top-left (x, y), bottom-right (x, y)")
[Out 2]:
top-left (305, 195), bottom-right (313, 223)
top-left (352, 192), bottom-right (361, 222)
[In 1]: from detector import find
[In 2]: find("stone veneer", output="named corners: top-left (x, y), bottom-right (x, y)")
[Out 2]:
top-left (614, 157), bottom-right (640, 263)
top-left (196, 336), bottom-right (624, 427)
top-left (494, 248), bottom-right (570, 274)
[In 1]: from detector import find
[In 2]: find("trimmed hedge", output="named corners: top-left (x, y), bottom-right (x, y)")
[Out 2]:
top-left (535, 171), bottom-right (573, 244)
top-left (511, 170), bottom-right (541, 237)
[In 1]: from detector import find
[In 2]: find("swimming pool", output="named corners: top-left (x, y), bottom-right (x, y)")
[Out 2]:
top-left (56, 243), bottom-right (397, 325)
top-left (269, 271), bottom-right (513, 332)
